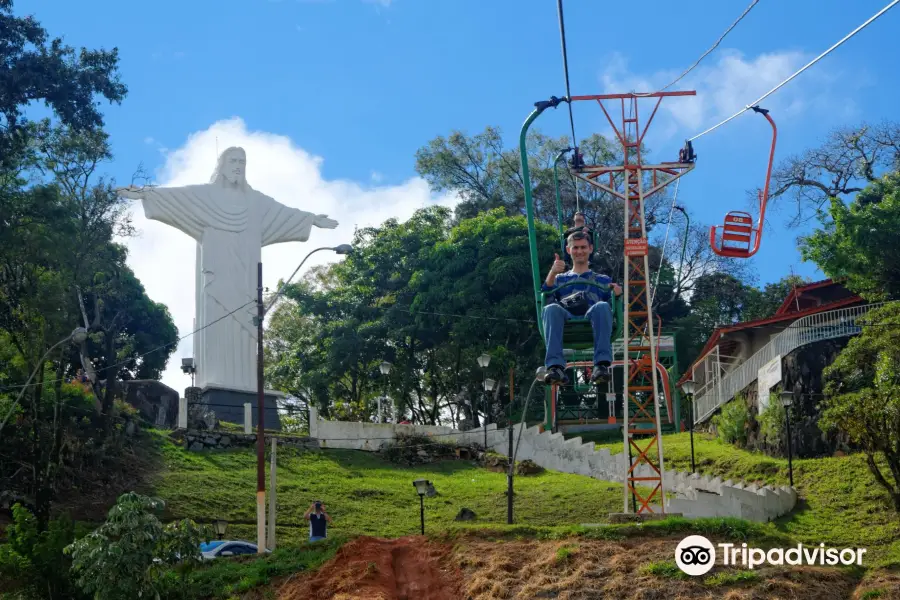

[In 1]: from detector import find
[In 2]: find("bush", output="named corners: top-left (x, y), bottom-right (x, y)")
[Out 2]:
top-left (713, 396), bottom-right (749, 447)
top-left (66, 492), bottom-right (211, 600)
top-left (0, 504), bottom-right (85, 599)
top-left (756, 395), bottom-right (785, 454)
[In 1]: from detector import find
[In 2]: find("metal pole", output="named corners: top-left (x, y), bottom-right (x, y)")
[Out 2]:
top-left (482, 370), bottom-right (488, 450)
top-left (785, 406), bottom-right (794, 486)
top-left (507, 366), bottom-right (514, 524)
top-left (689, 394), bottom-right (696, 473)
top-left (419, 494), bottom-right (425, 535)
top-left (268, 436), bottom-right (276, 550)
top-left (256, 262), bottom-right (266, 553)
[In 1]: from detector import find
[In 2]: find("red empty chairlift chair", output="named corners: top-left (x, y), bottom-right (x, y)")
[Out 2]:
top-left (709, 106), bottom-right (777, 259)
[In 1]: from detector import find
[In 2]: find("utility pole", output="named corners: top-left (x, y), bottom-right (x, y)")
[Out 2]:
top-left (256, 262), bottom-right (266, 552)
top-left (268, 436), bottom-right (277, 549)
top-left (507, 366), bottom-right (514, 524)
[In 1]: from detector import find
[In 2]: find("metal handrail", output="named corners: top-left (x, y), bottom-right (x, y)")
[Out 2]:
top-left (693, 302), bottom-right (882, 424)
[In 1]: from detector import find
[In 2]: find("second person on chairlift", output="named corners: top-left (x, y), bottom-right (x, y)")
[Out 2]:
top-left (541, 230), bottom-right (622, 386)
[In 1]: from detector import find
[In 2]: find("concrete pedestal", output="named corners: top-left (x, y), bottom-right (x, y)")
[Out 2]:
top-left (200, 385), bottom-right (285, 430)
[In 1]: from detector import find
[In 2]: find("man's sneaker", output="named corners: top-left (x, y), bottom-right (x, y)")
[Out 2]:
top-left (591, 363), bottom-right (610, 384)
top-left (544, 365), bottom-right (569, 385)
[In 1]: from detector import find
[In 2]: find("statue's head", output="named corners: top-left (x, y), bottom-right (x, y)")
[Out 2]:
top-left (210, 146), bottom-right (248, 188)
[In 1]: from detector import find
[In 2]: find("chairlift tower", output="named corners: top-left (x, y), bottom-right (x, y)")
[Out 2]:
top-left (568, 91), bottom-right (696, 514)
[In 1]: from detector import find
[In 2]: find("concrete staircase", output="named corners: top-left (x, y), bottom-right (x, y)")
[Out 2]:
top-left (468, 423), bottom-right (797, 523)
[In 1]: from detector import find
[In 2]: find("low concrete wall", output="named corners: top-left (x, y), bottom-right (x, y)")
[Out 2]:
top-left (309, 407), bottom-right (500, 451)
top-left (307, 409), bottom-right (798, 523)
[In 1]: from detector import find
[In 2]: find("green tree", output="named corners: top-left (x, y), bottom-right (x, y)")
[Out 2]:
top-left (820, 302), bottom-right (900, 511)
top-left (66, 492), bottom-right (208, 600)
top-left (0, 0), bottom-right (126, 165)
top-left (771, 121), bottom-right (900, 225)
top-left (800, 171), bottom-right (900, 301)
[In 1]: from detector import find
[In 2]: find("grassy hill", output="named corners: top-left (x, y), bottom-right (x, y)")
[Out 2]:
top-left (593, 431), bottom-right (900, 567)
top-left (81, 428), bottom-right (900, 599)
top-left (150, 430), bottom-right (630, 541)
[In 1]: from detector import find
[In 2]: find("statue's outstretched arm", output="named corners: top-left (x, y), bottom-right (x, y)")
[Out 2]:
top-left (115, 185), bottom-right (147, 200)
top-left (313, 214), bottom-right (338, 229)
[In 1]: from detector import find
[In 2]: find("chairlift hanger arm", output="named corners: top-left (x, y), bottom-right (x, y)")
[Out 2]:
top-left (709, 107), bottom-right (777, 258)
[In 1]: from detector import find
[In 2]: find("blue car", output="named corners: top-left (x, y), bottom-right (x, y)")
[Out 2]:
top-left (200, 540), bottom-right (269, 560)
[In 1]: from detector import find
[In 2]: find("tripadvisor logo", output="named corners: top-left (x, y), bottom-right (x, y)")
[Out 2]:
top-left (675, 535), bottom-right (867, 575)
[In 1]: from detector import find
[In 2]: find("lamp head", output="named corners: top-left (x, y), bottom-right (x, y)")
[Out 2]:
top-left (477, 353), bottom-right (491, 369)
top-left (680, 379), bottom-right (696, 396)
top-left (780, 390), bottom-right (793, 408)
top-left (484, 378), bottom-right (496, 392)
top-left (412, 478), bottom-right (432, 496)
top-left (379, 360), bottom-right (392, 376)
top-left (71, 327), bottom-right (88, 344)
top-left (333, 244), bottom-right (353, 255)
top-left (214, 519), bottom-right (227, 536)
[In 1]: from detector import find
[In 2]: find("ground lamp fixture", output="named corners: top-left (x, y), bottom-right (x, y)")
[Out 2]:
top-left (679, 379), bottom-right (697, 473)
top-left (412, 479), bottom-right (432, 535)
top-left (214, 519), bottom-right (228, 540)
top-left (780, 390), bottom-right (794, 486)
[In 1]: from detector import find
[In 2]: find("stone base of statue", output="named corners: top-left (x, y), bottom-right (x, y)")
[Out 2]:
top-left (199, 384), bottom-right (284, 431)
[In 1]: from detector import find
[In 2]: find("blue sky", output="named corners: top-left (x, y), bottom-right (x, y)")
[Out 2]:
top-left (27, 0), bottom-right (900, 389)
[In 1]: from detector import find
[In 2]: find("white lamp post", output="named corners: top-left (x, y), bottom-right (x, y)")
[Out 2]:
top-left (379, 360), bottom-right (392, 423)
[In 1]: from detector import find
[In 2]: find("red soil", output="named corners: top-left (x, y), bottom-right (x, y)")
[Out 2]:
top-left (277, 535), bottom-right (463, 600)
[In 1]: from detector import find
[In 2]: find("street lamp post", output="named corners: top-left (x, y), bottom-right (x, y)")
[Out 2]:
top-left (780, 390), bottom-right (794, 486)
top-left (679, 379), bottom-right (697, 473)
top-left (483, 378), bottom-right (496, 449)
top-left (254, 244), bottom-right (352, 553)
top-left (379, 361), bottom-right (392, 423)
top-left (477, 353), bottom-right (491, 446)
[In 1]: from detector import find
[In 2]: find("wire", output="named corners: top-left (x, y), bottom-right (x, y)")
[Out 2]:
top-left (556, 0), bottom-right (581, 212)
top-left (650, 177), bottom-right (681, 307)
top-left (646, 0), bottom-right (761, 95)
top-left (689, 0), bottom-right (900, 142)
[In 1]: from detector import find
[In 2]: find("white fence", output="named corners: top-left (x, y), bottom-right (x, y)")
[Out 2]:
top-left (693, 302), bottom-right (882, 424)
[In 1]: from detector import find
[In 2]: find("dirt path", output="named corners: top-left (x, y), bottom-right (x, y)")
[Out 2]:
top-left (275, 533), bottom-right (895, 599)
top-left (277, 536), bottom-right (462, 600)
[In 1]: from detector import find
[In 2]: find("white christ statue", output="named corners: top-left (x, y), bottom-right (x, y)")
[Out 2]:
top-left (117, 146), bottom-right (338, 393)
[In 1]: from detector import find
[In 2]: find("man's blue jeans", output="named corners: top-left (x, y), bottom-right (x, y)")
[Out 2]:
top-left (542, 301), bottom-right (613, 368)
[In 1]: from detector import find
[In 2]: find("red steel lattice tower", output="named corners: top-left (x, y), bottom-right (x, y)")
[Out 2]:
top-left (569, 91), bottom-right (696, 513)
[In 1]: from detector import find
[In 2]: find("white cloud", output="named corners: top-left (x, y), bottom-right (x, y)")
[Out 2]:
top-left (598, 48), bottom-right (854, 143)
top-left (123, 117), bottom-right (456, 393)
top-left (363, 0), bottom-right (393, 6)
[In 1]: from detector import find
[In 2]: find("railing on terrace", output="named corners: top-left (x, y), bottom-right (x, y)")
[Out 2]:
top-left (692, 302), bottom-right (884, 424)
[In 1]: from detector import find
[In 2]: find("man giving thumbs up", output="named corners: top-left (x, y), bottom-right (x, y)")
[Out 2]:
top-left (540, 231), bottom-right (622, 386)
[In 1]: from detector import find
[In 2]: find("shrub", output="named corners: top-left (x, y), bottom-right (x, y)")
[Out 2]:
top-left (713, 395), bottom-right (749, 447)
top-left (0, 504), bottom-right (84, 600)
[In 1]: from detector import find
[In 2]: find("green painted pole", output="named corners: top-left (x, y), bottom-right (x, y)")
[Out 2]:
top-left (520, 107), bottom-right (549, 333)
